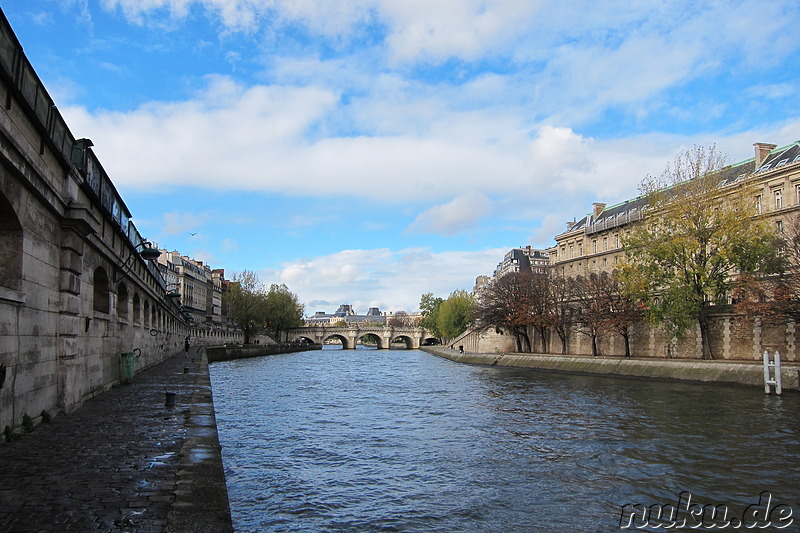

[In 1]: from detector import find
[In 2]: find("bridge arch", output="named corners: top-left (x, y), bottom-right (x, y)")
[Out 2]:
top-left (287, 325), bottom-right (433, 350)
top-left (390, 335), bottom-right (414, 349)
top-left (356, 333), bottom-right (384, 349)
top-left (322, 333), bottom-right (351, 350)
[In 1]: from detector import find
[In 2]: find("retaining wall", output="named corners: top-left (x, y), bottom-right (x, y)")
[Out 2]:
top-left (422, 346), bottom-right (800, 391)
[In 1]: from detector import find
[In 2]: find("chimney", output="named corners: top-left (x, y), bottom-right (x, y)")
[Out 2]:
top-left (566, 221), bottom-right (576, 230)
top-left (754, 142), bottom-right (777, 168)
top-left (592, 202), bottom-right (606, 218)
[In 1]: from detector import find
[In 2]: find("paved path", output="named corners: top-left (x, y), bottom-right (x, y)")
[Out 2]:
top-left (0, 348), bottom-right (232, 532)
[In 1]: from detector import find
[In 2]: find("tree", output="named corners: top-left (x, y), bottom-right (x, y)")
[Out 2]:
top-left (733, 214), bottom-right (793, 321)
top-left (572, 273), bottom-right (607, 356)
top-left (437, 290), bottom-right (474, 342)
top-left (599, 270), bottom-right (642, 357)
top-left (473, 272), bottom-right (535, 352)
top-left (225, 273), bottom-right (304, 344)
top-left (622, 145), bottom-right (782, 359)
top-left (572, 271), bottom-right (642, 357)
top-left (419, 293), bottom-right (444, 339)
top-left (264, 284), bottom-right (304, 339)
top-left (225, 270), bottom-right (269, 344)
top-left (548, 270), bottom-right (575, 355)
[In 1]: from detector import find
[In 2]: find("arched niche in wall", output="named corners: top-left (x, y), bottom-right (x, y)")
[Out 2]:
top-left (93, 267), bottom-right (110, 314)
top-left (0, 192), bottom-right (23, 293)
top-left (117, 282), bottom-right (129, 321)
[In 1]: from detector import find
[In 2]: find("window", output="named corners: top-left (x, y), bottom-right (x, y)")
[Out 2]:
top-left (756, 194), bottom-right (763, 214)
top-left (777, 220), bottom-right (784, 233)
top-left (603, 237), bottom-right (608, 251)
top-left (775, 189), bottom-right (783, 209)
top-left (593, 240), bottom-right (597, 253)
top-left (795, 184), bottom-right (800, 205)
top-left (615, 234), bottom-right (620, 248)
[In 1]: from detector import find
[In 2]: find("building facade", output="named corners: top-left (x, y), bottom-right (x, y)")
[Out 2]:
top-left (543, 141), bottom-right (800, 359)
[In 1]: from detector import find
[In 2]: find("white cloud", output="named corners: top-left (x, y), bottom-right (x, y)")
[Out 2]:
top-left (162, 211), bottom-right (210, 235)
top-left (261, 247), bottom-right (506, 313)
top-left (406, 192), bottom-right (492, 236)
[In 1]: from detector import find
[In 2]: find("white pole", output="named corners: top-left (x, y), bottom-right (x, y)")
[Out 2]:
top-left (763, 350), bottom-right (772, 394)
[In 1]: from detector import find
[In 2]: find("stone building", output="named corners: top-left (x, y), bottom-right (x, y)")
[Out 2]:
top-left (543, 140), bottom-right (800, 360)
top-left (493, 246), bottom-right (550, 278)
top-left (305, 305), bottom-right (388, 326)
top-left (0, 10), bottom-right (239, 432)
top-left (157, 251), bottom-right (226, 327)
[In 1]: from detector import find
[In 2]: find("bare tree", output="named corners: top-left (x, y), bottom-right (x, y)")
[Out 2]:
top-left (548, 270), bottom-right (575, 355)
top-left (473, 272), bottom-right (534, 352)
top-left (572, 273), bottom-right (607, 356)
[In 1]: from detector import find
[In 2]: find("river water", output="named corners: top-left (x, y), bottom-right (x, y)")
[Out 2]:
top-left (209, 347), bottom-right (799, 532)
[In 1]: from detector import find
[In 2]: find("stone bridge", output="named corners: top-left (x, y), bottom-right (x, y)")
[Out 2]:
top-left (287, 325), bottom-right (437, 350)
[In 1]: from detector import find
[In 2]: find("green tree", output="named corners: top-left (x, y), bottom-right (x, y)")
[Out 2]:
top-left (225, 270), bottom-right (269, 344)
top-left (264, 284), bottom-right (304, 339)
top-left (225, 273), bottom-right (304, 344)
top-left (419, 292), bottom-right (444, 339)
top-left (437, 290), bottom-right (474, 342)
top-left (622, 146), bottom-right (782, 359)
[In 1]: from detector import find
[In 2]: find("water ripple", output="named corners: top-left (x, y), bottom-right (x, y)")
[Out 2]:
top-left (211, 348), bottom-right (800, 532)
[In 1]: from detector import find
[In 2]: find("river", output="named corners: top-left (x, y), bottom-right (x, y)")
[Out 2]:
top-left (209, 346), bottom-right (799, 532)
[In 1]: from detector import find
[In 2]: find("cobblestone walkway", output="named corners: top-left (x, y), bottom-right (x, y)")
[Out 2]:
top-left (0, 350), bottom-right (208, 532)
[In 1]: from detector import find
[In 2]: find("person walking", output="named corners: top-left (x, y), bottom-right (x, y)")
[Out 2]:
top-left (184, 337), bottom-right (191, 358)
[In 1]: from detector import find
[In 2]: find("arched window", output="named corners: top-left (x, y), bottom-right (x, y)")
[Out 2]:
top-left (117, 283), bottom-right (129, 320)
top-left (0, 193), bottom-right (23, 292)
top-left (93, 267), bottom-right (110, 313)
top-left (132, 293), bottom-right (141, 324)
top-left (144, 300), bottom-right (150, 327)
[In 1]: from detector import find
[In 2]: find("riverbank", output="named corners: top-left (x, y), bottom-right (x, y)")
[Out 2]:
top-left (0, 346), bottom-right (233, 532)
top-left (206, 343), bottom-right (321, 362)
top-left (421, 346), bottom-right (800, 391)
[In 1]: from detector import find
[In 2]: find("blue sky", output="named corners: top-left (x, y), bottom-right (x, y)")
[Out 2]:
top-left (6, 1), bottom-right (800, 313)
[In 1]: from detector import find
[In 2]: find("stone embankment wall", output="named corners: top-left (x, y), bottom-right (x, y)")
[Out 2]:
top-left (422, 346), bottom-right (800, 391)
top-left (453, 311), bottom-right (798, 363)
top-left (0, 10), bottom-right (245, 433)
top-left (206, 343), bottom-right (322, 363)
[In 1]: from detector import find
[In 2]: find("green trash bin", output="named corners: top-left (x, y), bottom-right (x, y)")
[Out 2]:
top-left (120, 348), bottom-right (141, 381)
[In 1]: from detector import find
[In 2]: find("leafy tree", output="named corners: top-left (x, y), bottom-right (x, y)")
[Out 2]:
top-left (419, 292), bottom-right (444, 339)
top-left (225, 273), bottom-right (304, 344)
top-left (734, 214), bottom-right (794, 321)
top-left (225, 270), bottom-right (268, 344)
top-left (622, 146), bottom-right (782, 359)
top-left (264, 284), bottom-right (304, 339)
top-left (437, 290), bottom-right (474, 342)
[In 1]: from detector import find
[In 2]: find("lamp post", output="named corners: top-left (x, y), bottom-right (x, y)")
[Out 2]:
top-left (113, 241), bottom-right (161, 282)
